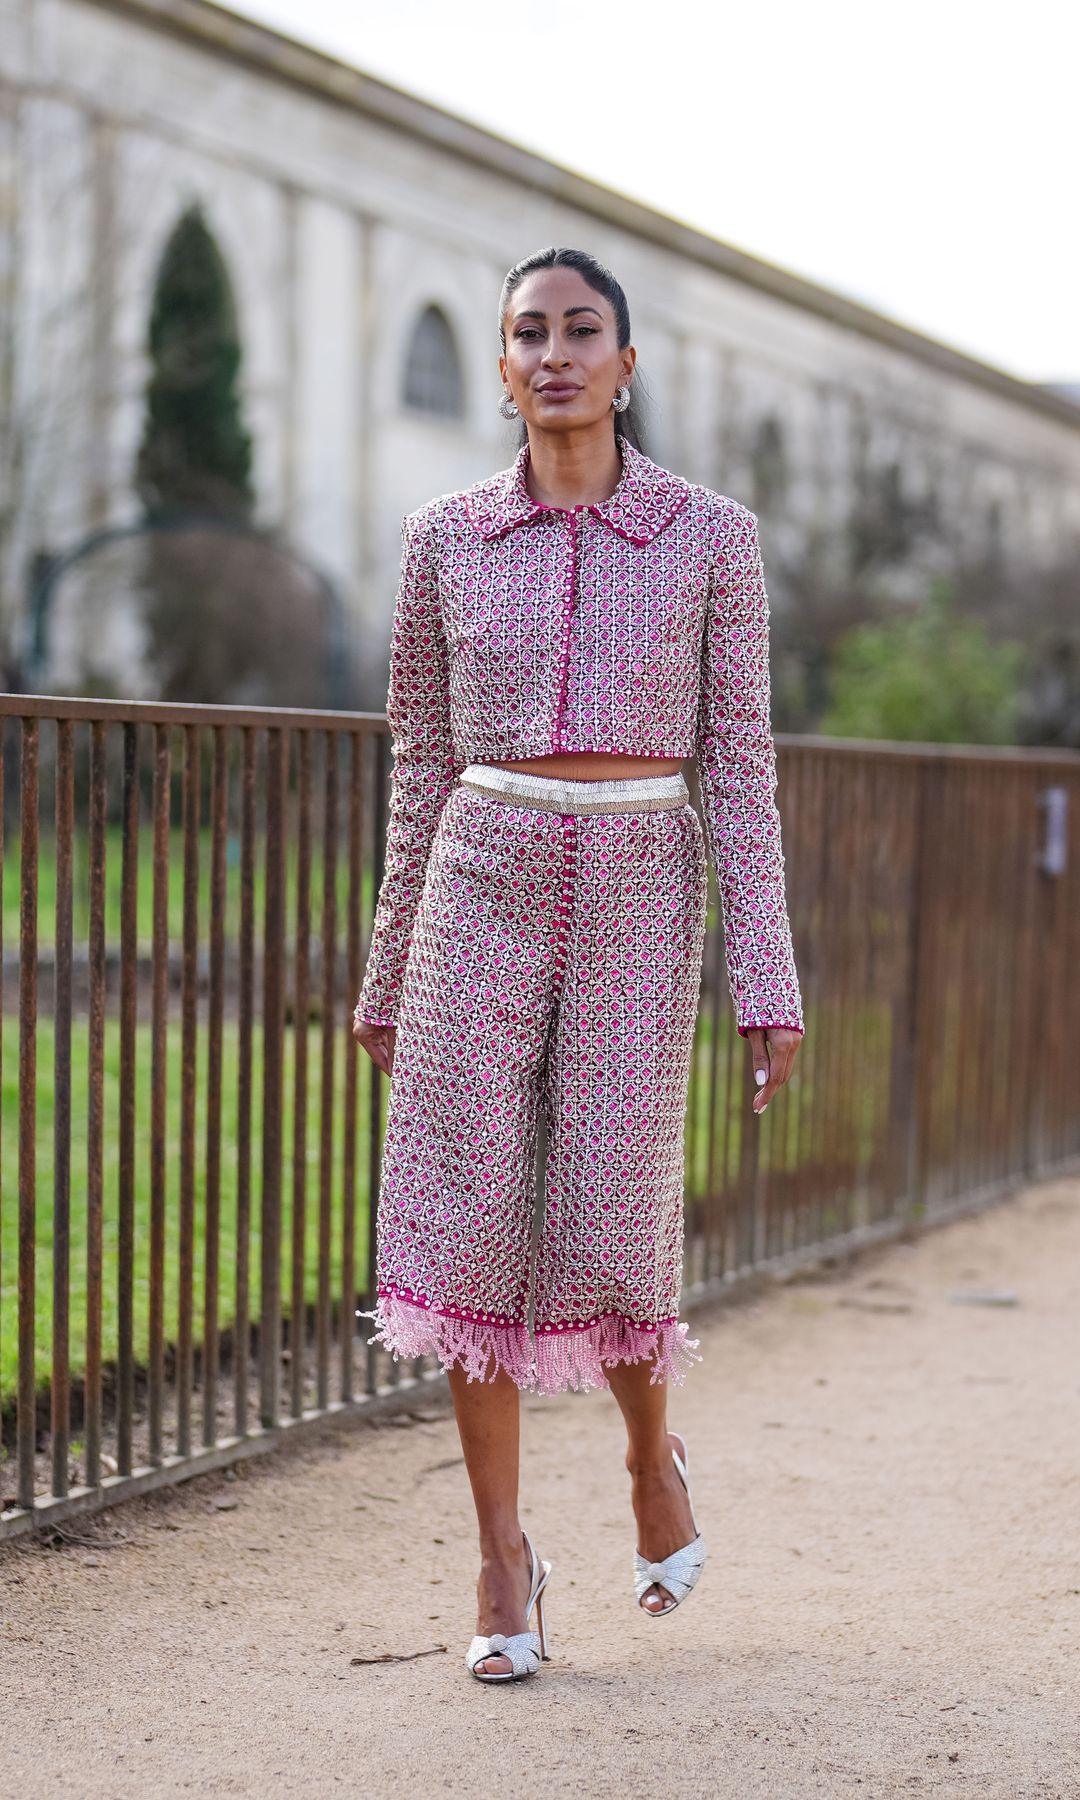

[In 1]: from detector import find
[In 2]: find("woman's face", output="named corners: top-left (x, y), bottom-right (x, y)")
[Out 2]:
top-left (499, 267), bottom-right (635, 434)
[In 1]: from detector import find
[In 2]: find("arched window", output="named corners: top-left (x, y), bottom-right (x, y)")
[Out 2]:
top-left (403, 305), bottom-right (465, 419)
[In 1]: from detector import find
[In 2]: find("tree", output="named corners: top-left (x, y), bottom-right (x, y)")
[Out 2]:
top-left (133, 204), bottom-right (302, 704)
top-left (819, 577), bottom-right (1025, 745)
top-left (135, 204), bottom-right (253, 519)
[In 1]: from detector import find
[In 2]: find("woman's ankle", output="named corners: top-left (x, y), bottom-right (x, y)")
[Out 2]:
top-left (477, 1525), bottom-right (526, 1564)
top-left (625, 1435), bottom-right (675, 1478)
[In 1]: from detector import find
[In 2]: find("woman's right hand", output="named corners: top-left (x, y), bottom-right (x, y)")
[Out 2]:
top-left (352, 1017), bottom-right (396, 1077)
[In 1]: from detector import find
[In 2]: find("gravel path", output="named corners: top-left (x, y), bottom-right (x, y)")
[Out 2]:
top-left (3, 1175), bottom-right (1078, 1799)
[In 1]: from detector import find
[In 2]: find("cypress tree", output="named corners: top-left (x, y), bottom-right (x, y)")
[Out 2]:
top-left (136, 204), bottom-right (253, 518)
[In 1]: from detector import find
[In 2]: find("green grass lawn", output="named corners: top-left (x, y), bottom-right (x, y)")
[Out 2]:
top-left (684, 988), bottom-right (900, 1200)
top-left (0, 1015), bottom-right (380, 1401)
top-left (2, 826), bottom-right (379, 953)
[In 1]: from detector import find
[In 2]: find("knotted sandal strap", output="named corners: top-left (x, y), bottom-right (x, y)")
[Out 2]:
top-left (465, 1629), bottom-right (542, 1679)
top-left (633, 1531), bottom-right (708, 1608)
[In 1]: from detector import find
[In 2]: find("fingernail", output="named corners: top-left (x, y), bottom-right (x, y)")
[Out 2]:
top-left (754, 1069), bottom-right (768, 1086)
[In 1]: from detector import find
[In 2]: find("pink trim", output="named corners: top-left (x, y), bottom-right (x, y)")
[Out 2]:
top-left (737, 1021), bottom-right (805, 1038)
top-left (375, 1283), bottom-right (522, 1330)
top-left (462, 440), bottom-right (695, 546)
top-left (357, 1287), bottom-right (704, 1395)
top-left (551, 510), bottom-right (578, 751)
top-left (468, 744), bottom-right (694, 759)
top-left (535, 1312), bottom-right (678, 1336)
top-left (548, 818), bottom-right (577, 997)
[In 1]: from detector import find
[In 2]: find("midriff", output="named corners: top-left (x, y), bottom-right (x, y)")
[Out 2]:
top-left (488, 752), bottom-right (687, 781)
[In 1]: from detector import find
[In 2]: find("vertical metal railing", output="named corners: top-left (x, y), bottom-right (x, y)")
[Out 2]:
top-left (682, 737), bottom-right (1080, 1303)
top-left (0, 697), bottom-right (402, 1535)
top-left (1, 698), bottom-right (1078, 1536)
top-left (17, 717), bottom-right (38, 1513)
top-left (85, 722), bottom-right (106, 1489)
top-left (204, 726), bottom-right (227, 1447)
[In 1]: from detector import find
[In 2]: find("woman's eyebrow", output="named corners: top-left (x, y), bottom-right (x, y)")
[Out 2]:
top-left (512, 305), bottom-right (605, 322)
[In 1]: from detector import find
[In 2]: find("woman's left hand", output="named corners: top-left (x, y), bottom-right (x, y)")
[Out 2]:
top-left (746, 1026), bottom-right (802, 1114)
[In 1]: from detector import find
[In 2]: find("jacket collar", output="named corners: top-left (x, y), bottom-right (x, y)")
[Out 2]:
top-left (464, 435), bottom-right (692, 547)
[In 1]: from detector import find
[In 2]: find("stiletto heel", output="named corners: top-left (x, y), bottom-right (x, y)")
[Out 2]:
top-left (465, 1529), bottom-right (553, 1682)
top-left (633, 1429), bottom-right (707, 1615)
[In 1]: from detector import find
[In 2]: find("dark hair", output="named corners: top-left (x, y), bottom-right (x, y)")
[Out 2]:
top-left (497, 246), bottom-right (648, 452)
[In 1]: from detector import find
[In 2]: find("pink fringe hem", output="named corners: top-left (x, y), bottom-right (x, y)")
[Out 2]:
top-left (535, 1312), bottom-right (704, 1396)
top-left (357, 1291), bottom-right (536, 1387)
top-left (356, 1290), bottom-right (704, 1396)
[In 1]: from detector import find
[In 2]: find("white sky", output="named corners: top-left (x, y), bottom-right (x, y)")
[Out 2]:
top-left (238, 0), bottom-right (1077, 387)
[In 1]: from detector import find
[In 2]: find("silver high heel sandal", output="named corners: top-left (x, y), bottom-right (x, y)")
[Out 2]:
top-left (465, 1529), bottom-right (553, 1682)
top-left (633, 1430), bottom-right (707, 1615)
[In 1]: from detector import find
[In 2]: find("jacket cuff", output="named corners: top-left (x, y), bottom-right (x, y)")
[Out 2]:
top-left (737, 1018), bottom-right (805, 1038)
top-left (353, 1001), bottom-right (398, 1028)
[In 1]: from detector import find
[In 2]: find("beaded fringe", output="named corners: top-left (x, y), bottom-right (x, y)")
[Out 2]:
top-left (357, 1293), bottom-right (537, 1387)
top-left (357, 1290), bottom-right (703, 1395)
top-left (535, 1313), bottom-right (703, 1396)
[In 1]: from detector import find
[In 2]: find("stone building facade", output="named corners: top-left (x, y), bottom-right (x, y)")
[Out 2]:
top-left (2, 0), bottom-right (1079, 716)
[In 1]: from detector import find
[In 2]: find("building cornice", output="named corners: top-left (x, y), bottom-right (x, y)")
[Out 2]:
top-left (87, 0), bottom-right (1080, 432)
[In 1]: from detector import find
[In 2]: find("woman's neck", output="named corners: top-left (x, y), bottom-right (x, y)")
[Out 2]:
top-left (522, 429), bottom-right (624, 510)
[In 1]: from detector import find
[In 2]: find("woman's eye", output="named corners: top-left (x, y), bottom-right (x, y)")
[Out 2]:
top-left (515, 326), bottom-right (597, 339)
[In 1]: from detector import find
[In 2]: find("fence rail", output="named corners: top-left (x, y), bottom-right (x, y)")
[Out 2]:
top-left (1, 693), bottom-right (1078, 1538)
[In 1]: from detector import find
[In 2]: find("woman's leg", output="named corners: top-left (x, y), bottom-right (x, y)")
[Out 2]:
top-left (448, 1363), bottom-right (535, 1676)
top-left (605, 1360), bottom-right (697, 1612)
top-left (361, 787), bottom-right (570, 1672)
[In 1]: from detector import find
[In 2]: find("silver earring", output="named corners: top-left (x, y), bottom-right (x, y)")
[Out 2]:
top-left (498, 393), bottom-right (520, 419)
top-left (612, 385), bottom-right (631, 413)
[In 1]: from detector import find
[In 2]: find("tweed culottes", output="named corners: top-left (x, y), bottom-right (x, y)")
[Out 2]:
top-left (357, 765), bottom-right (709, 1396)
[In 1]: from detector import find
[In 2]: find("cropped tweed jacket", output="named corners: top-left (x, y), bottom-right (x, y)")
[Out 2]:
top-left (355, 435), bottom-right (804, 1040)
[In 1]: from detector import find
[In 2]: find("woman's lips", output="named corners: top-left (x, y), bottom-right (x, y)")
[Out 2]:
top-left (537, 385), bottom-right (582, 401)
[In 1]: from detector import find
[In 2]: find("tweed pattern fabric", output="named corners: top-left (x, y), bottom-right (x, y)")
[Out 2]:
top-left (355, 435), bottom-right (803, 1040)
top-left (356, 777), bottom-right (709, 1394)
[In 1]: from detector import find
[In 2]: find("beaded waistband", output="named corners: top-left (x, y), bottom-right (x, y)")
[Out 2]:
top-left (457, 764), bottom-right (690, 815)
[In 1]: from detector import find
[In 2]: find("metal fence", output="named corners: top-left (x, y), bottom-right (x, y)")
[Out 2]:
top-left (1, 694), bottom-right (1077, 1537)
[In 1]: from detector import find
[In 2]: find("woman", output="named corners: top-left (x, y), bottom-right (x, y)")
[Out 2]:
top-left (353, 247), bottom-right (804, 1682)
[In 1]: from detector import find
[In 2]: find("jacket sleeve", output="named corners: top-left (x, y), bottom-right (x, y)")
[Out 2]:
top-left (354, 509), bottom-right (463, 1027)
top-left (694, 501), bottom-right (804, 1038)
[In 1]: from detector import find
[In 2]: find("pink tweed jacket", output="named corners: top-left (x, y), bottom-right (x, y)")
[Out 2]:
top-left (355, 435), bottom-right (804, 1040)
